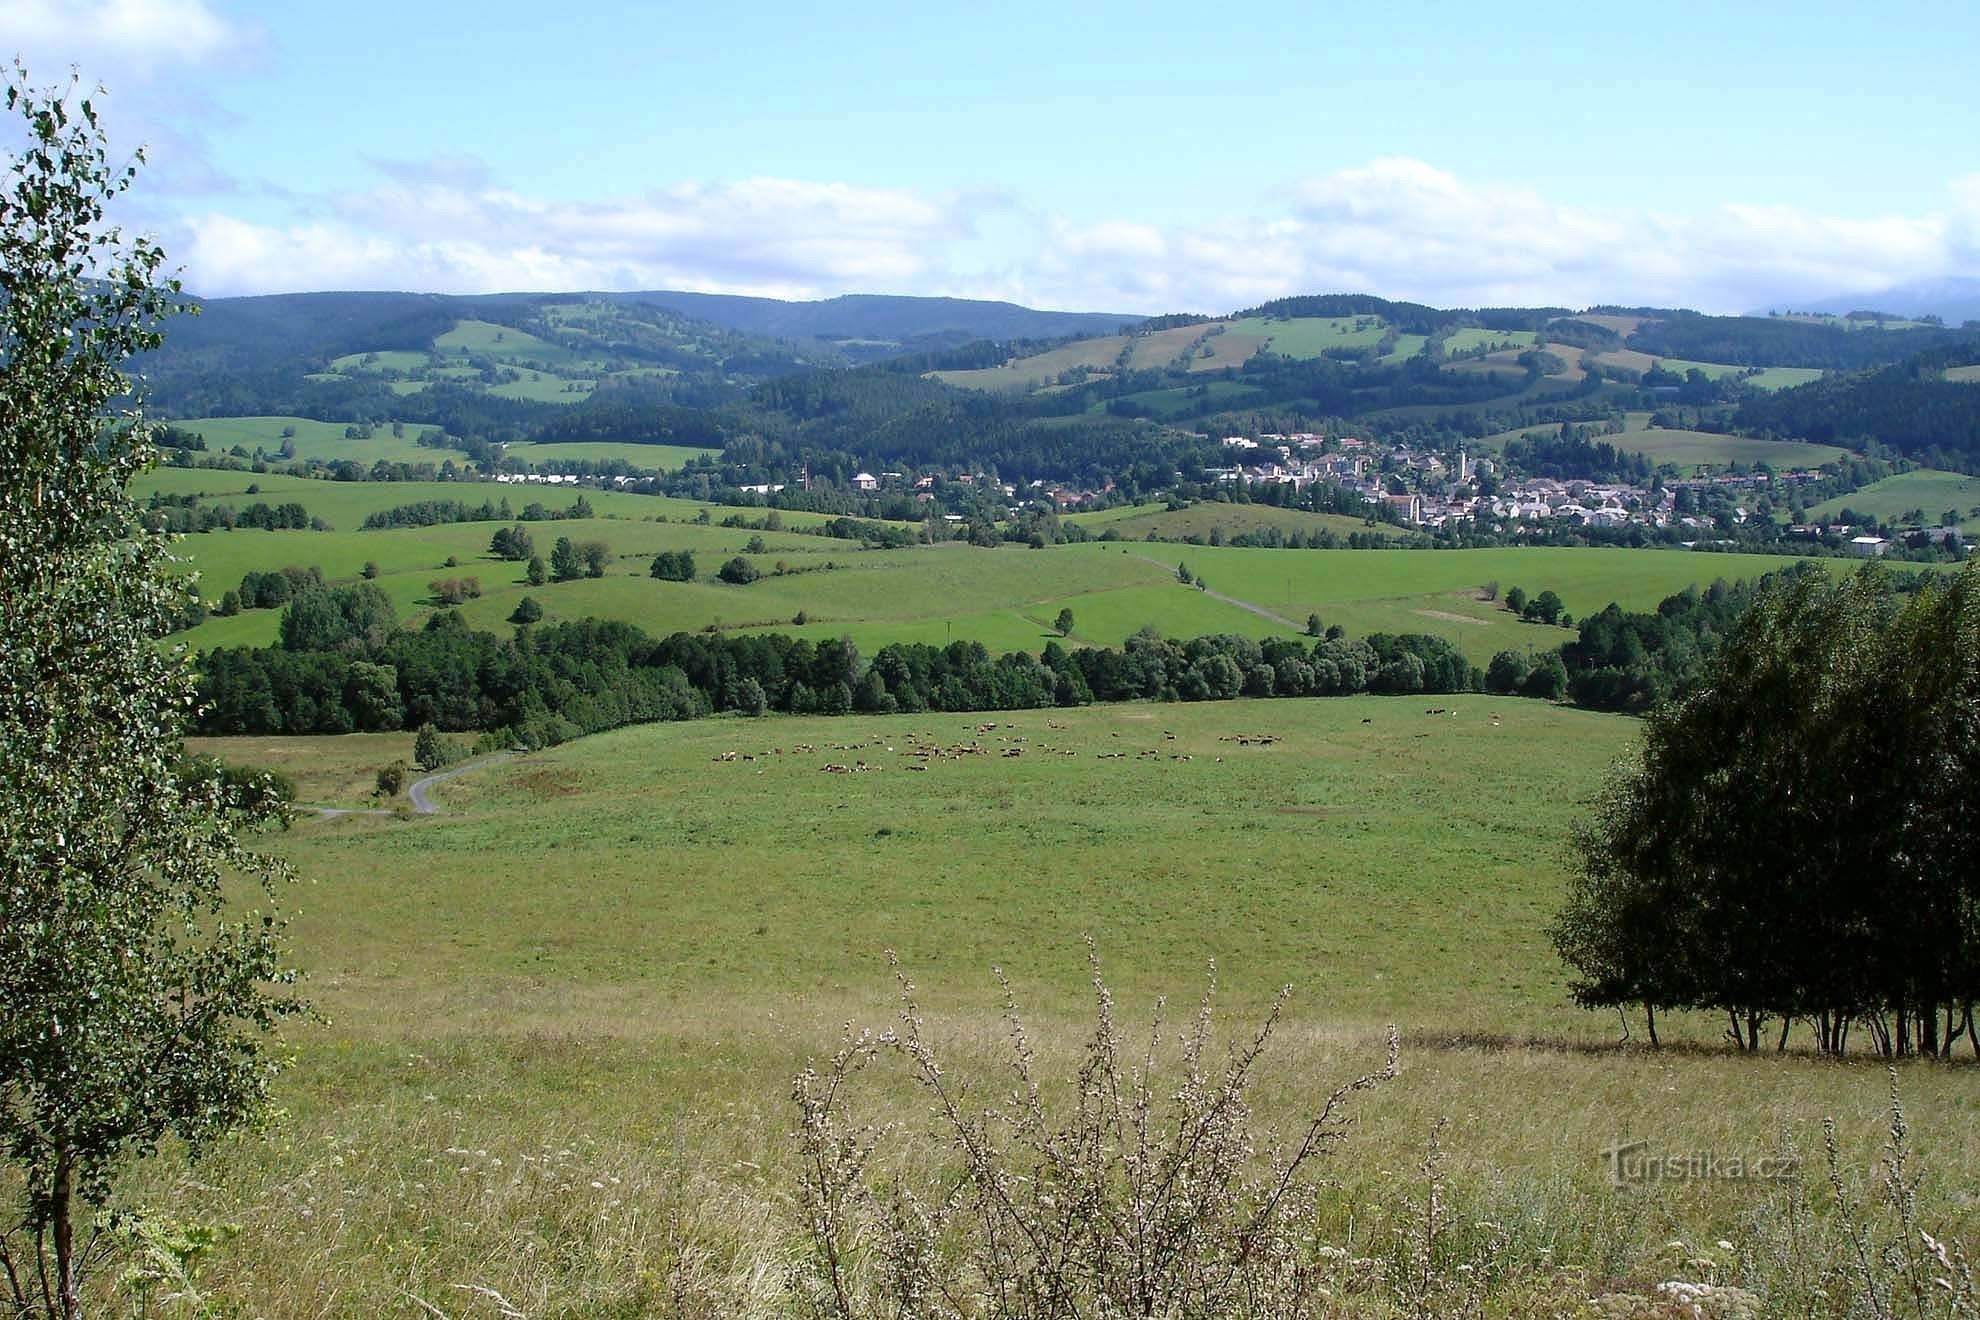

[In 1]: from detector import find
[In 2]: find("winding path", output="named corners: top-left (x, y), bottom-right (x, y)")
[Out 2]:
top-left (1123, 552), bottom-right (1304, 630)
top-left (311, 751), bottom-right (514, 819)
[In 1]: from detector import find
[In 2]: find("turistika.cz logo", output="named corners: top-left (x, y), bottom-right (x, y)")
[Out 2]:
top-left (1599, 1139), bottom-right (1799, 1188)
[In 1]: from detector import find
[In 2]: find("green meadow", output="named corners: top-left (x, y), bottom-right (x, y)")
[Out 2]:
top-left (1602, 426), bottom-right (1848, 470)
top-left (1809, 468), bottom-right (1980, 527)
top-left (146, 465), bottom-right (1849, 664)
top-left (1227, 314), bottom-right (1393, 355)
top-left (434, 317), bottom-right (583, 366)
top-left (1064, 500), bottom-right (1385, 544)
top-left (1591, 349), bottom-right (1746, 380)
top-left (137, 697), bottom-right (1980, 1314)
top-left (927, 335), bottom-right (1131, 390)
top-left (1741, 366), bottom-right (1824, 390)
top-left (1477, 420), bottom-right (1847, 473)
top-left (1946, 363), bottom-right (1980, 383)
top-left (174, 415), bottom-right (441, 466)
top-left (499, 440), bottom-right (721, 471)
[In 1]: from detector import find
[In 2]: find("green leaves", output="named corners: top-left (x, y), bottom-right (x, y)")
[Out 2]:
top-left (1, 66), bottom-right (302, 1314)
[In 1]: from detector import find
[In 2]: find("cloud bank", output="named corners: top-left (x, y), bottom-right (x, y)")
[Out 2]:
top-left (170, 156), bottom-right (1980, 315)
top-left (7, 1), bottom-right (1974, 313)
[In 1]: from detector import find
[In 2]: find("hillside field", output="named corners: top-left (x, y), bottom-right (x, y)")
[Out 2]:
top-left (1809, 468), bottom-right (1980, 528)
top-left (1603, 427), bottom-right (1848, 470)
top-left (140, 467), bottom-right (1849, 662)
top-left (136, 698), bottom-right (1980, 1314)
top-left (174, 416), bottom-right (442, 467)
top-left (498, 440), bottom-right (720, 471)
top-left (1480, 423), bottom-right (1848, 472)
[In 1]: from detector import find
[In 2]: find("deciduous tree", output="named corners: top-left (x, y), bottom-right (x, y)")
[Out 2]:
top-left (0, 69), bottom-right (301, 1317)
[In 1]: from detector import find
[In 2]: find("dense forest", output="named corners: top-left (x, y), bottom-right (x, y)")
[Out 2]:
top-left (1625, 312), bottom-right (1968, 369)
top-left (1734, 345), bottom-right (1980, 469)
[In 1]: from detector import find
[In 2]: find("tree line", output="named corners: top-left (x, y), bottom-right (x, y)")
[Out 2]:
top-left (192, 583), bottom-right (1481, 745)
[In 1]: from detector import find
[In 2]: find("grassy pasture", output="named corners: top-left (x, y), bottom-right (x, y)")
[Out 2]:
top-left (1603, 427), bottom-right (1848, 471)
top-left (928, 335), bottom-right (1127, 391)
top-left (1083, 380), bottom-right (1262, 417)
top-left (1442, 328), bottom-right (1538, 354)
top-left (434, 318), bottom-right (581, 366)
top-left (119, 698), bottom-right (1980, 1314)
top-left (1228, 315), bottom-right (1390, 356)
top-left (172, 416), bottom-right (438, 467)
top-left (1808, 468), bottom-right (1980, 528)
top-left (1590, 349), bottom-right (1744, 379)
top-left (1184, 330), bottom-right (1264, 371)
top-left (1376, 331), bottom-right (1429, 363)
top-left (325, 348), bottom-right (428, 375)
top-left (499, 441), bottom-right (720, 471)
top-left (1947, 364), bottom-right (1980, 383)
top-left (1124, 322), bottom-right (1229, 370)
top-left (1742, 366), bottom-right (1824, 390)
top-left (1567, 312), bottom-right (1644, 336)
top-left (151, 483), bottom-right (1852, 663)
top-left (487, 372), bottom-right (595, 403)
top-left (1100, 543), bottom-right (1853, 661)
top-left (190, 731), bottom-right (414, 809)
top-left (134, 469), bottom-right (808, 530)
top-left (1064, 500), bottom-right (1393, 545)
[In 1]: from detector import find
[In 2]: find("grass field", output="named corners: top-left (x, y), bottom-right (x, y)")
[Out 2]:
top-left (1443, 328), bottom-right (1538, 354)
top-left (1742, 366), bottom-right (1824, 390)
top-left (1123, 322), bottom-right (1228, 370)
top-left (486, 372), bottom-right (595, 403)
top-left (1947, 364), bottom-right (1980, 383)
top-left (325, 348), bottom-right (428, 375)
top-left (435, 318), bottom-right (584, 367)
top-left (1376, 331), bottom-right (1429, 363)
top-left (1081, 380), bottom-right (1262, 417)
top-left (1808, 468), bottom-right (1980, 528)
top-left (1600, 427), bottom-right (1848, 471)
top-left (190, 731), bottom-right (415, 809)
top-left (1184, 329), bottom-right (1265, 371)
top-left (1065, 500), bottom-right (1399, 545)
top-left (1590, 349), bottom-right (1745, 380)
top-left (138, 469), bottom-right (671, 531)
top-left (1567, 313), bottom-right (1644, 336)
top-left (149, 479), bottom-right (1851, 662)
top-left (111, 698), bottom-right (1980, 1314)
top-left (928, 335), bottom-right (1128, 390)
top-left (498, 441), bottom-right (720, 471)
top-left (173, 416), bottom-right (440, 467)
top-left (1227, 315), bottom-right (1391, 356)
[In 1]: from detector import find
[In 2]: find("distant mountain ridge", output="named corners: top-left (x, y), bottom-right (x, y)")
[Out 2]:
top-left (1759, 277), bottom-right (1980, 326)
top-left (607, 290), bottom-right (1140, 344)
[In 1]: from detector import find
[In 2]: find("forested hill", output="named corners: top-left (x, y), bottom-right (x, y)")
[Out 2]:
top-left (1735, 342), bottom-right (1980, 469)
top-left (609, 291), bottom-right (1140, 347)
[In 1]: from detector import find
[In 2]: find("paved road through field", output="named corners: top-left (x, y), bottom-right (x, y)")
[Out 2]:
top-left (311, 751), bottom-right (514, 818)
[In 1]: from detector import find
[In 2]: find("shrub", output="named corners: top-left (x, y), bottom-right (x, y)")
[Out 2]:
top-left (374, 762), bottom-right (406, 796)
top-left (792, 948), bottom-right (1399, 1318)
top-left (649, 549), bottom-right (696, 582)
top-left (717, 556), bottom-right (759, 585)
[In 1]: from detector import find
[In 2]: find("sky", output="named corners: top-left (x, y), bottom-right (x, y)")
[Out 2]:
top-left (5, 0), bottom-right (1978, 313)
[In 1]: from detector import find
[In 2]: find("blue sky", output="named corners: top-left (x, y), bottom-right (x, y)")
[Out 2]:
top-left (7, 0), bottom-right (1978, 311)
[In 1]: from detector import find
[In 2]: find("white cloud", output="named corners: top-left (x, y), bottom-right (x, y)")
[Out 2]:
top-left (167, 155), bottom-right (1980, 314)
top-left (3, 0), bottom-right (259, 198)
top-left (2, 0), bottom-right (250, 70)
top-left (177, 164), bottom-right (981, 299)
